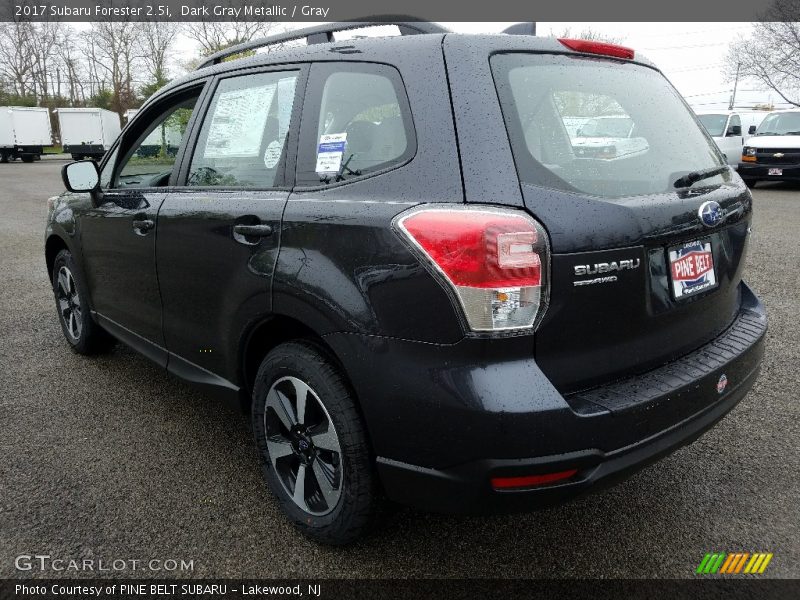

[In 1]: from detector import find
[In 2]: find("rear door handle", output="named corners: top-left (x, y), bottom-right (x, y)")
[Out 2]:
top-left (132, 219), bottom-right (155, 233)
top-left (233, 224), bottom-right (273, 237)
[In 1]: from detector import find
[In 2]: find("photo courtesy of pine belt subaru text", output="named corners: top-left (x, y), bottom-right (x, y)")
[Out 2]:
top-left (46, 21), bottom-right (767, 545)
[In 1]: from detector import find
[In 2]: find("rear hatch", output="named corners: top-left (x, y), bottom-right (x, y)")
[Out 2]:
top-left (488, 47), bottom-right (752, 394)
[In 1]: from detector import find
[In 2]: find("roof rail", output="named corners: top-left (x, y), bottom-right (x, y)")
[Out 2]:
top-left (196, 19), bottom-right (450, 70)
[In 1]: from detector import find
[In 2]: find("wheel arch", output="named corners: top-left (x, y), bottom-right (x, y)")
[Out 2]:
top-left (239, 314), bottom-right (350, 413)
top-left (45, 234), bottom-right (70, 280)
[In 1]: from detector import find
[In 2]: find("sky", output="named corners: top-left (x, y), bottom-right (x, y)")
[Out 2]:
top-left (164, 21), bottom-right (784, 113)
top-left (64, 20), bottom-right (777, 111)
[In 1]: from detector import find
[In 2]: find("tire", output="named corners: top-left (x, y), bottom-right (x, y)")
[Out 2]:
top-left (0, 153), bottom-right (8, 164)
top-left (51, 250), bottom-right (115, 355)
top-left (20, 154), bottom-right (34, 163)
top-left (71, 154), bottom-right (83, 161)
top-left (252, 341), bottom-right (379, 545)
top-left (743, 179), bottom-right (757, 189)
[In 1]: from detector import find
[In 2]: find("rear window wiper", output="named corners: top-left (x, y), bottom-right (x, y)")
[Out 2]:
top-left (673, 165), bottom-right (728, 189)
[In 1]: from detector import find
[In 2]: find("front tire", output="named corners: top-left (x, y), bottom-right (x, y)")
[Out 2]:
top-left (743, 178), bottom-right (757, 189)
top-left (51, 250), bottom-right (114, 355)
top-left (252, 341), bottom-right (379, 545)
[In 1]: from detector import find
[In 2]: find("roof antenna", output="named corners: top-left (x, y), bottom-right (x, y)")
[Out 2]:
top-left (502, 23), bottom-right (536, 36)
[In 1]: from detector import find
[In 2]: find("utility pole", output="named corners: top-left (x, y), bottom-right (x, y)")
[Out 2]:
top-left (728, 62), bottom-right (741, 110)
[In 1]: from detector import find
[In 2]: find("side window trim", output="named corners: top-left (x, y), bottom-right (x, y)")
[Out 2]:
top-left (99, 79), bottom-right (210, 192)
top-left (174, 63), bottom-right (310, 191)
top-left (294, 61), bottom-right (418, 191)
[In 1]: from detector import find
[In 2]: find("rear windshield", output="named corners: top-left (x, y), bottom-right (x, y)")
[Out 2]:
top-left (697, 114), bottom-right (728, 137)
top-left (491, 53), bottom-right (729, 198)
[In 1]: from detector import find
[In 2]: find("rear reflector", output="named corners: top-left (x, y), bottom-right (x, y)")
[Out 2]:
top-left (558, 38), bottom-right (635, 60)
top-left (491, 469), bottom-right (578, 490)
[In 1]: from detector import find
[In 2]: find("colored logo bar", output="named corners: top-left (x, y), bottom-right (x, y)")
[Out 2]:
top-left (696, 552), bottom-right (773, 574)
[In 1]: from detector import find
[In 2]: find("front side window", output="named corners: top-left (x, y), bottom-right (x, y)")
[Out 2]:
top-left (727, 115), bottom-right (742, 136)
top-left (187, 71), bottom-right (299, 188)
top-left (492, 53), bottom-right (729, 198)
top-left (114, 95), bottom-right (199, 189)
top-left (697, 114), bottom-right (728, 137)
top-left (297, 64), bottom-right (414, 186)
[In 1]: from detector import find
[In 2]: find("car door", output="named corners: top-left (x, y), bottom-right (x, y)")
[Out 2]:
top-left (726, 114), bottom-right (743, 166)
top-left (80, 84), bottom-right (206, 365)
top-left (155, 66), bottom-right (306, 389)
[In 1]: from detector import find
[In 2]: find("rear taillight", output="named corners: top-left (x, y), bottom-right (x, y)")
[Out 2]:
top-left (558, 38), bottom-right (635, 60)
top-left (394, 206), bottom-right (550, 333)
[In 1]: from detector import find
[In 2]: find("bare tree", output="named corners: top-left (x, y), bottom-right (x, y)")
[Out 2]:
top-left (57, 34), bottom-right (87, 105)
top-left (0, 22), bottom-right (36, 98)
top-left (139, 21), bottom-right (180, 89)
top-left (725, 2), bottom-right (800, 108)
top-left (554, 27), bottom-right (624, 45)
top-left (82, 21), bottom-right (142, 119)
top-left (184, 21), bottom-right (283, 56)
top-left (28, 22), bottom-right (62, 102)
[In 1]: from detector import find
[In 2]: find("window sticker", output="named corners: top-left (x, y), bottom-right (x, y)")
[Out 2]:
top-left (315, 133), bottom-right (347, 174)
top-left (204, 84), bottom-right (276, 158)
top-left (263, 140), bottom-right (283, 169)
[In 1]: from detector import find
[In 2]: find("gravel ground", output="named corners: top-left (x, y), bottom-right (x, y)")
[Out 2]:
top-left (0, 160), bottom-right (798, 579)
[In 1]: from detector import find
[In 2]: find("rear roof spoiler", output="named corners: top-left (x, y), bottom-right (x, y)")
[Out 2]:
top-left (502, 23), bottom-right (536, 36)
top-left (196, 19), bottom-right (450, 70)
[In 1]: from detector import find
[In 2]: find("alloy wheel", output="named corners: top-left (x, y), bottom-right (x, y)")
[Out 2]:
top-left (56, 266), bottom-right (82, 340)
top-left (264, 376), bottom-right (343, 516)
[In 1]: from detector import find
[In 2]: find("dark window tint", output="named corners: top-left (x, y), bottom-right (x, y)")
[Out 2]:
top-left (188, 71), bottom-right (299, 188)
top-left (492, 53), bottom-right (728, 198)
top-left (297, 63), bottom-right (414, 186)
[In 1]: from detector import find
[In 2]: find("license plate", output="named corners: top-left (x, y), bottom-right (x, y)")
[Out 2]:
top-left (768, 168), bottom-right (783, 176)
top-left (668, 239), bottom-right (717, 300)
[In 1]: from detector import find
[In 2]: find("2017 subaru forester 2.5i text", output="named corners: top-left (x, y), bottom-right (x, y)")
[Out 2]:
top-left (46, 22), bottom-right (767, 545)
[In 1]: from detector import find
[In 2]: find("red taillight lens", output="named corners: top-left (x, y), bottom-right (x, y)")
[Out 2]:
top-left (491, 469), bottom-right (578, 490)
top-left (558, 38), bottom-right (635, 60)
top-left (395, 206), bottom-right (550, 332)
top-left (399, 211), bottom-right (541, 288)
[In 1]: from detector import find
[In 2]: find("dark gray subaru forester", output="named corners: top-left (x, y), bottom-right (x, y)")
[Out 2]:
top-left (46, 22), bottom-right (767, 544)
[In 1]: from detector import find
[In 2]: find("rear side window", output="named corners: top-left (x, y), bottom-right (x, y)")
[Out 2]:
top-left (188, 70), bottom-right (298, 188)
top-left (296, 63), bottom-right (414, 186)
top-left (492, 53), bottom-right (730, 198)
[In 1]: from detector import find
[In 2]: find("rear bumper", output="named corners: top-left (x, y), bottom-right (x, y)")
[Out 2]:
top-left (738, 162), bottom-right (800, 181)
top-left (325, 282), bottom-right (766, 514)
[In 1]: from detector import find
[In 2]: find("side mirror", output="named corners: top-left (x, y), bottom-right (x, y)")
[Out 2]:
top-left (727, 125), bottom-right (742, 137)
top-left (748, 125), bottom-right (757, 135)
top-left (62, 160), bottom-right (99, 193)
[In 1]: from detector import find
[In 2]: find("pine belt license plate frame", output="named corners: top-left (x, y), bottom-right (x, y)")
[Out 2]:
top-left (668, 238), bottom-right (718, 300)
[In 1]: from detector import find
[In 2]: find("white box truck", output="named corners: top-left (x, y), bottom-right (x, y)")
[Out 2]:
top-left (56, 108), bottom-right (121, 160)
top-left (0, 106), bottom-right (52, 163)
